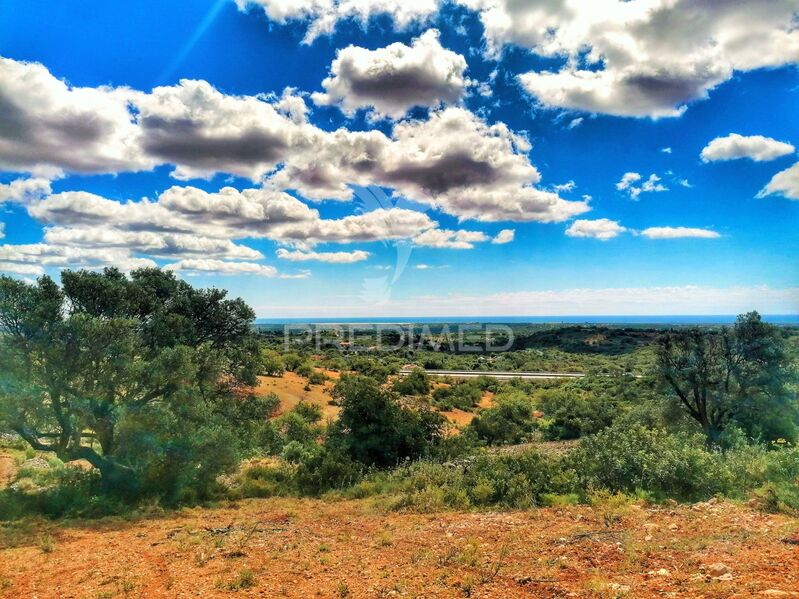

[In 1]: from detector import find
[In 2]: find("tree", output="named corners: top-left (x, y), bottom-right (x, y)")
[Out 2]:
top-left (328, 375), bottom-right (444, 468)
top-left (392, 368), bottom-right (430, 396)
top-left (261, 349), bottom-right (285, 377)
top-left (0, 268), bottom-right (267, 499)
top-left (656, 312), bottom-right (797, 445)
top-left (469, 391), bottom-right (537, 445)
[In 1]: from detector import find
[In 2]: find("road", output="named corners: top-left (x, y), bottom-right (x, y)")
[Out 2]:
top-left (398, 369), bottom-right (586, 380)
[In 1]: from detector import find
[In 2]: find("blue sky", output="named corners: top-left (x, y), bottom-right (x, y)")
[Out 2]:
top-left (0, 0), bottom-right (798, 317)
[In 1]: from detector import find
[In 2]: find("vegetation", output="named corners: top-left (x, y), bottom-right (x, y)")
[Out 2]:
top-left (0, 270), bottom-right (797, 523)
top-left (0, 269), bottom-right (270, 501)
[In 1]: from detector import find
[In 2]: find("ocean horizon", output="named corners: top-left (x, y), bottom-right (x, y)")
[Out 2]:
top-left (256, 314), bottom-right (799, 326)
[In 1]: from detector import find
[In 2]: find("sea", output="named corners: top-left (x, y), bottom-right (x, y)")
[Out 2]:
top-left (256, 315), bottom-right (799, 326)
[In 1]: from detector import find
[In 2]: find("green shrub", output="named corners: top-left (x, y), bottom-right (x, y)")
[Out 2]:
top-left (392, 369), bottom-right (430, 396)
top-left (432, 381), bottom-right (483, 411)
top-left (469, 392), bottom-right (537, 445)
top-left (567, 424), bottom-right (733, 501)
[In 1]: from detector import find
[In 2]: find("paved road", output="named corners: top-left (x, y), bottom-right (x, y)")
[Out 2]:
top-left (398, 369), bottom-right (586, 380)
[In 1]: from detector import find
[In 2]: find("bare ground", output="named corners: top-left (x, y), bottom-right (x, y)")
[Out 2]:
top-left (1, 497), bottom-right (797, 598)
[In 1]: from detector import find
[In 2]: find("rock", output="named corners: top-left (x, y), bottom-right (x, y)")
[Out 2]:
top-left (706, 563), bottom-right (731, 577)
top-left (648, 568), bottom-right (670, 577)
top-left (713, 573), bottom-right (734, 582)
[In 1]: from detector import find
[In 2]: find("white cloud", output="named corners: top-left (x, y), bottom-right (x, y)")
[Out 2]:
top-left (501, 0), bottom-right (799, 118)
top-left (0, 223), bottom-right (4, 240)
top-left (661, 147), bottom-right (672, 154)
top-left (312, 30), bottom-right (468, 118)
top-left (27, 186), bottom-right (436, 246)
top-left (233, 1), bottom-right (799, 118)
top-left (165, 258), bottom-right (308, 278)
top-left (0, 243), bottom-right (156, 272)
top-left (553, 180), bottom-right (576, 192)
top-left (2, 58), bottom-right (584, 225)
top-left (566, 218), bottom-right (627, 241)
top-left (0, 177), bottom-right (52, 204)
top-left (276, 248), bottom-right (370, 263)
top-left (234, 0), bottom-right (441, 43)
top-left (491, 229), bottom-right (515, 244)
top-left (757, 162), bottom-right (799, 200)
top-left (701, 134), bottom-right (795, 162)
top-left (413, 228), bottom-right (488, 249)
top-left (275, 107), bottom-right (589, 221)
top-left (567, 117), bottom-right (583, 129)
top-left (43, 227), bottom-right (263, 260)
top-left (134, 79), bottom-right (318, 181)
top-left (641, 226), bottom-right (720, 239)
top-left (0, 57), bottom-right (150, 175)
top-left (616, 172), bottom-right (667, 199)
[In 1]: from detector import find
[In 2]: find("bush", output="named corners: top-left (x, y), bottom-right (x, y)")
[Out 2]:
top-left (432, 381), bottom-right (483, 411)
top-left (294, 446), bottom-right (363, 496)
top-left (329, 375), bottom-right (444, 468)
top-left (567, 424), bottom-right (734, 501)
top-left (469, 392), bottom-right (537, 445)
top-left (343, 449), bottom-right (571, 511)
top-left (392, 369), bottom-right (430, 396)
top-left (537, 387), bottom-right (619, 440)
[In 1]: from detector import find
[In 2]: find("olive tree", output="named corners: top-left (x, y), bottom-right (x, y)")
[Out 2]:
top-left (0, 268), bottom-right (269, 499)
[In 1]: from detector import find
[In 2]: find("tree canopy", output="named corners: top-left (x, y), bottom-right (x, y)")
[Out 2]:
top-left (0, 268), bottom-right (268, 499)
top-left (656, 312), bottom-right (798, 445)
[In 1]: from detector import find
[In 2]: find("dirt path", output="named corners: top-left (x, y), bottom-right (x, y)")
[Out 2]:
top-left (1, 498), bottom-right (797, 598)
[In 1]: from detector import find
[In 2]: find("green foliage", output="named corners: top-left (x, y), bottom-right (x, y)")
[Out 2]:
top-left (657, 311), bottom-right (798, 444)
top-left (469, 392), bottom-right (537, 445)
top-left (328, 375), bottom-right (444, 468)
top-left (537, 386), bottom-right (619, 440)
top-left (0, 268), bottom-right (264, 501)
top-left (392, 369), bottom-right (430, 396)
top-left (261, 349), bottom-right (285, 376)
top-left (567, 424), bottom-right (733, 501)
top-left (431, 381), bottom-right (483, 411)
top-left (341, 450), bottom-right (571, 511)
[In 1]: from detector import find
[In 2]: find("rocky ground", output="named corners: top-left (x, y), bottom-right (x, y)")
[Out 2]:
top-left (1, 495), bottom-right (797, 598)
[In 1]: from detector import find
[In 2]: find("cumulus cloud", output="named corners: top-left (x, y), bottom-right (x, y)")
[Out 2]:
top-left (27, 186), bottom-right (438, 247)
top-left (757, 163), bottom-right (799, 200)
top-left (701, 133), bottom-right (796, 163)
top-left (566, 218), bottom-right (627, 240)
top-left (616, 172), bottom-right (667, 199)
top-left (0, 243), bottom-right (156, 274)
top-left (312, 30), bottom-right (468, 118)
top-left (3, 58), bottom-right (582, 225)
top-left (233, 1), bottom-right (799, 118)
top-left (497, 0), bottom-right (799, 117)
top-left (413, 228), bottom-right (489, 249)
top-left (0, 57), bottom-right (150, 175)
top-left (0, 177), bottom-right (52, 204)
top-left (491, 229), bottom-right (514, 244)
top-left (641, 226), bottom-right (720, 239)
top-left (276, 248), bottom-right (370, 263)
top-left (43, 227), bottom-right (264, 260)
top-left (273, 107), bottom-right (589, 221)
top-left (164, 258), bottom-right (297, 277)
top-left (134, 79), bottom-right (318, 181)
top-left (234, 0), bottom-right (441, 43)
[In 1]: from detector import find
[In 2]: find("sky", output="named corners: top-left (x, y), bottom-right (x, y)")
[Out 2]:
top-left (0, 0), bottom-right (798, 317)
